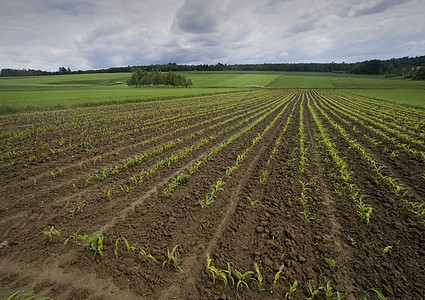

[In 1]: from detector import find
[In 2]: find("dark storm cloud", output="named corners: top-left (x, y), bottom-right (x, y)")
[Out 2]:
top-left (172, 0), bottom-right (222, 34)
top-left (349, 0), bottom-right (410, 17)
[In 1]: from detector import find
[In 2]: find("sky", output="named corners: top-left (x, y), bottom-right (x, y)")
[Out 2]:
top-left (1, 0), bottom-right (424, 71)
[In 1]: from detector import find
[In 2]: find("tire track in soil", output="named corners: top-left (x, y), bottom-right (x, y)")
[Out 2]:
top-left (156, 95), bottom-right (297, 299)
top-left (0, 252), bottom-right (138, 300)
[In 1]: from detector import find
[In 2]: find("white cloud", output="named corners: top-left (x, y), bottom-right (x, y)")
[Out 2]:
top-left (0, 0), bottom-right (424, 71)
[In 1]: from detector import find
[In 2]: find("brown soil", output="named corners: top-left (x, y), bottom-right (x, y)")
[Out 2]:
top-left (1, 90), bottom-right (424, 300)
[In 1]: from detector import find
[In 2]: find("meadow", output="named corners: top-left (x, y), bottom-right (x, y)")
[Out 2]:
top-left (1, 71), bottom-right (425, 113)
top-left (0, 71), bottom-right (424, 299)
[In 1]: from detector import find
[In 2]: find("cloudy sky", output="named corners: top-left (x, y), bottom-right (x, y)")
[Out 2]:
top-left (1, 0), bottom-right (424, 71)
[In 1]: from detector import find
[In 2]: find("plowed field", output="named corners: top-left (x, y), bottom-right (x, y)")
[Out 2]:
top-left (1, 90), bottom-right (424, 299)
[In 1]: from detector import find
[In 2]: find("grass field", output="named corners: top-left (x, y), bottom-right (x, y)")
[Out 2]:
top-left (1, 71), bottom-right (424, 113)
top-left (343, 89), bottom-right (425, 108)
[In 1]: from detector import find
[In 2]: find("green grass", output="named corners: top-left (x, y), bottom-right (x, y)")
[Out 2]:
top-left (0, 88), bottom-right (247, 113)
top-left (1, 71), bottom-right (424, 113)
top-left (331, 77), bottom-right (425, 89)
top-left (268, 75), bottom-right (333, 88)
top-left (182, 72), bottom-right (279, 88)
top-left (0, 73), bottom-right (251, 113)
top-left (344, 89), bottom-right (425, 108)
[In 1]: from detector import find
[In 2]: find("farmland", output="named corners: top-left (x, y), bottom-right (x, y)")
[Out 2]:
top-left (2, 71), bottom-right (425, 114)
top-left (1, 82), bottom-right (424, 299)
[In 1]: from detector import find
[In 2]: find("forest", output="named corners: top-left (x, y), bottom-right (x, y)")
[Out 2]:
top-left (1, 55), bottom-right (425, 79)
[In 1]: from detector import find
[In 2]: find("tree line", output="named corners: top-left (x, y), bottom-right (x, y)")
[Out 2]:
top-left (127, 69), bottom-right (192, 87)
top-left (2, 56), bottom-right (425, 79)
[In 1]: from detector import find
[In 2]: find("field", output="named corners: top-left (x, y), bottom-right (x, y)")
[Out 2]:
top-left (1, 86), bottom-right (424, 299)
top-left (2, 71), bottom-right (425, 114)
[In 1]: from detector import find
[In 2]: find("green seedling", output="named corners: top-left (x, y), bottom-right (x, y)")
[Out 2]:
top-left (307, 280), bottom-right (322, 299)
top-left (32, 177), bottom-right (37, 186)
top-left (382, 246), bottom-right (392, 255)
top-left (234, 269), bottom-right (254, 293)
top-left (206, 254), bottom-right (227, 285)
top-left (325, 258), bottom-right (336, 268)
top-left (115, 237), bottom-right (136, 258)
top-left (69, 200), bottom-right (87, 218)
top-left (200, 178), bottom-right (224, 209)
top-left (259, 170), bottom-right (268, 185)
top-left (254, 262), bottom-right (263, 291)
top-left (368, 288), bottom-right (388, 300)
top-left (42, 226), bottom-right (62, 241)
top-left (77, 162), bottom-right (83, 170)
top-left (347, 236), bottom-right (356, 246)
top-left (163, 245), bottom-right (183, 272)
top-left (300, 210), bottom-right (312, 223)
top-left (273, 263), bottom-right (285, 287)
top-left (64, 228), bottom-right (81, 245)
top-left (107, 189), bottom-right (113, 200)
top-left (247, 196), bottom-right (258, 208)
top-left (325, 281), bottom-right (341, 300)
top-left (222, 262), bottom-right (235, 286)
top-left (0, 290), bottom-right (51, 300)
top-left (285, 280), bottom-right (298, 299)
top-left (79, 233), bottom-right (104, 258)
top-left (139, 248), bottom-right (157, 263)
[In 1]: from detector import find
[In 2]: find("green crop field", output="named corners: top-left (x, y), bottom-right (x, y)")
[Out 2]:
top-left (0, 71), bottom-right (424, 113)
top-left (344, 89), bottom-right (425, 108)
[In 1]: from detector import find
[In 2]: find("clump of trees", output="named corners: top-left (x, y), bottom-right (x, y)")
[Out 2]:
top-left (126, 69), bottom-right (192, 87)
top-left (407, 66), bottom-right (425, 80)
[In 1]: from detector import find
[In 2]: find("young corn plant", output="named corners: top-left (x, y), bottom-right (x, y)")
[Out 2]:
top-left (234, 269), bottom-right (254, 293)
top-left (285, 280), bottom-right (298, 299)
top-left (139, 248), bottom-right (157, 263)
top-left (382, 246), bottom-right (392, 255)
top-left (64, 230), bottom-right (104, 259)
top-left (114, 237), bottom-right (136, 258)
top-left (42, 226), bottom-right (62, 241)
top-left (206, 254), bottom-right (227, 285)
top-left (259, 170), bottom-right (268, 185)
top-left (273, 262), bottom-right (285, 287)
top-left (200, 178), bottom-right (224, 209)
top-left (254, 262), bottom-right (263, 291)
top-left (64, 228), bottom-right (81, 245)
top-left (163, 245), bottom-right (183, 272)
top-left (324, 281), bottom-right (341, 300)
top-left (0, 290), bottom-right (51, 300)
top-left (356, 197), bottom-right (372, 224)
top-left (69, 200), bottom-right (87, 218)
top-left (79, 233), bottom-right (104, 258)
top-left (106, 189), bottom-right (113, 201)
top-left (367, 288), bottom-right (388, 300)
top-left (247, 196), bottom-right (258, 209)
top-left (222, 262), bottom-right (235, 287)
top-left (307, 280), bottom-right (322, 299)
